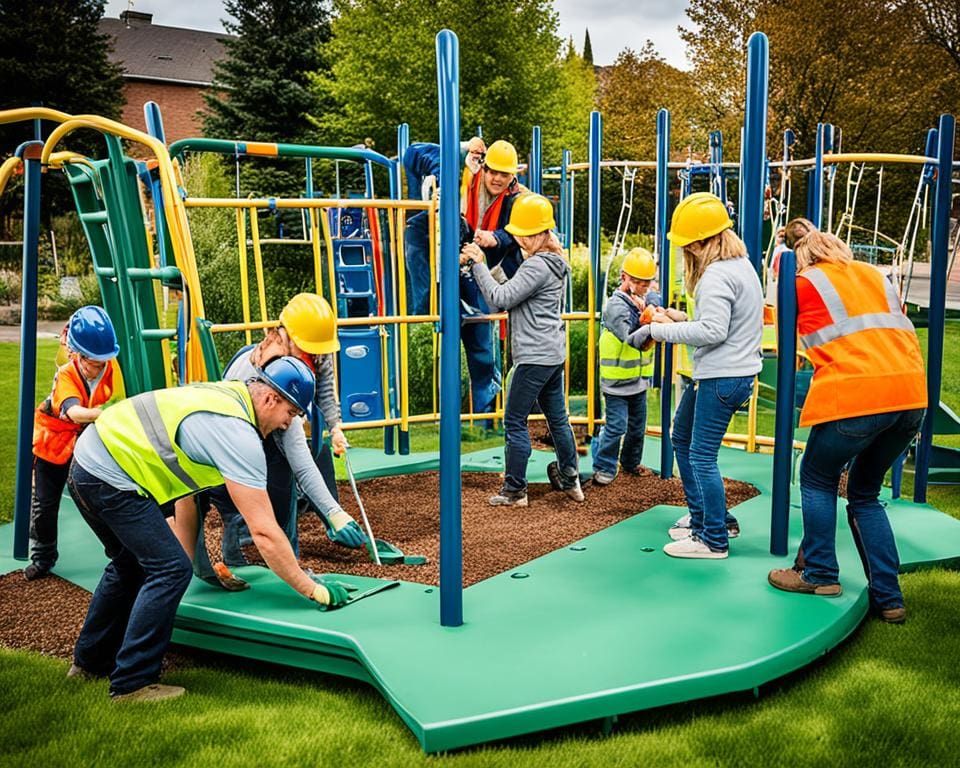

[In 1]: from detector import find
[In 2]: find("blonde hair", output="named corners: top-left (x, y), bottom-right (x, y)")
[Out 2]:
top-left (783, 217), bottom-right (817, 249)
top-left (683, 228), bottom-right (747, 292)
top-left (793, 230), bottom-right (853, 271)
top-left (515, 230), bottom-right (564, 257)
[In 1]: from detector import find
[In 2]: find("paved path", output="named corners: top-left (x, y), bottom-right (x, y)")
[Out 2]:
top-left (0, 320), bottom-right (64, 342)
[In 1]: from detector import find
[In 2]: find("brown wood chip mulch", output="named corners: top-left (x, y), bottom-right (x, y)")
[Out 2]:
top-left (1, 466), bottom-right (757, 662)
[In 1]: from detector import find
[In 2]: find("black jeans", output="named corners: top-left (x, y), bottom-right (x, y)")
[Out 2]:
top-left (29, 456), bottom-right (71, 570)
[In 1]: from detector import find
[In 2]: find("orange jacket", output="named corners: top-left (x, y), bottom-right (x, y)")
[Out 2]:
top-left (796, 260), bottom-right (926, 427)
top-left (32, 357), bottom-right (118, 464)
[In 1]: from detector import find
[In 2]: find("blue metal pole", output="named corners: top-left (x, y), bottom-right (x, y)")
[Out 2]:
top-left (13, 141), bottom-right (44, 559)
top-left (811, 123), bottom-right (826, 228)
top-left (529, 126), bottom-right (542, 194)
top-left (436, 29), bottom-right (463, 627)
top-left (915, 113), bottom-right (955, 503)
top-left (397, 123), bottom-right (409, 193)
top-left (709, 130), bottom-right (725, 203)
top-left (393, 123), bottom-right (410, 456)
top-left (742, 32), bottom-right (769, 274)
top-left (770, 249), bottom-right (797, 555)
top-left (559, 149), bottom-right (571, 249)
top-left (588, 111), bottom-right (602, 433)
top-left (655, 108), bottom-right (673, 479)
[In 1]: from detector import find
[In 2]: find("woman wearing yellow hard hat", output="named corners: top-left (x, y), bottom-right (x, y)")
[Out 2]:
top-left (628, 192), bottom-right (763, 559)
top-left (460, 193), bottom-right (583, 507)
top-left (203, 293), bottom-right (367, 586)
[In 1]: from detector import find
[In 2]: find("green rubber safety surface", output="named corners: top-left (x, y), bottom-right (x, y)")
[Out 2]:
top-left (3, 439), bottom-right (960, 752)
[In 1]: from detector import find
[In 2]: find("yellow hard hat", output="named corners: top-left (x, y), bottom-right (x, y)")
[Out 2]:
top-left (279, 293), bottom-right (340, 355)
top-left (622, 247), bottom-right (657, 280)
top-left (484, 140), bottom-right (519, 174)
top-left (505, 194), bottom-right (556, 237)
top-left (667, 192), bottom-right (732, 247)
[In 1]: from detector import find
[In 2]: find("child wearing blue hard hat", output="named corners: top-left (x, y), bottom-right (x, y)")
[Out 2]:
top-left (26, 305), bottom-right (123, 580)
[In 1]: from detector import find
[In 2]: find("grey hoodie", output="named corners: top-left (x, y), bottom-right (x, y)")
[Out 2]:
top-left (649, 257), bottom-right (763, 380)
top-left (471, 250), bottom-right (570, 366)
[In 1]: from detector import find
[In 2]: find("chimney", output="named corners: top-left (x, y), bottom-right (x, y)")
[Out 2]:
top-left (120, 10), bottom-right (153, 26)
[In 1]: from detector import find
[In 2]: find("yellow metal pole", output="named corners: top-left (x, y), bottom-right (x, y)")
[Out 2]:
top-left (309, 208), bottom-right (323, 295)
top-left (395, 207), bottom-right (411, 434)
top-left (248, 207), bottom-right (268, 323)
top-left (235, 208), bottom-right (252, 346)
top-left (746, 377), bottom-right (759, 453)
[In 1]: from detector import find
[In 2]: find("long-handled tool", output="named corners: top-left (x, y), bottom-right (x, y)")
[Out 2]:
top-left (343, 447), bottom-right (382, 565)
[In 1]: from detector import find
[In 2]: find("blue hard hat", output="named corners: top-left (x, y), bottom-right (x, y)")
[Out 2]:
top-left (67, 306), bottom-right (119, 361)
top-left (257, 356), bottom-right (315, 415)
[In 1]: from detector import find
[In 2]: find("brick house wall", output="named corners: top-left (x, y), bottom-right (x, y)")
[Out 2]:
top-left (119, 81), bottom-right (213, 143)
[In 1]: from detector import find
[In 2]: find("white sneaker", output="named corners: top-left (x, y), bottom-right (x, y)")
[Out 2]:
top-left (668, 513), bottom-right (692, 538)
top-left (668, 526), bottom-right (693, 541)
top-left (565, 479), bottom-right (585, 503)
top-left (663, 537), bottom-right (728, 559)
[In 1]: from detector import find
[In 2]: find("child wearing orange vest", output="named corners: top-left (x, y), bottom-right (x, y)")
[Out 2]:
top-left (26, 306), bottom-right (121, 580)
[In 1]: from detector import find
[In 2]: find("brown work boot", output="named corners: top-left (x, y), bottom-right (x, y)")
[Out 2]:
top-left (768, 567), bottom-right (842, 597)
top-left (879, 606), bottom-right (906, 624)
top-left (111, 684), bottom-right (186, 702)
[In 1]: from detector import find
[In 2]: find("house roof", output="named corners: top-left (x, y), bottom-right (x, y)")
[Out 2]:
top-left (99, 12), bottom-right (232, 86)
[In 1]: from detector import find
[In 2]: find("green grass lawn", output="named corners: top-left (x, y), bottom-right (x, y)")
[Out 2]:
top-left (1, 331), bottom-right (959, 765)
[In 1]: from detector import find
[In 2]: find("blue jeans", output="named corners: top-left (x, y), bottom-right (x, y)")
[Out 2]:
top-left (67, 462), bottom-right (193, 696)
top-left (592, 390), bottom-right (648, 475)
top-left (460, 273), bottom-right (501, 416)
top-left (403, 211), bottom-right (432, 316)
top-left (503, 364), bottom-right (578, 492)
top-left (672, 376), bottom-right (754, 551)
top-left (798, 408), bottom-right (924, 610)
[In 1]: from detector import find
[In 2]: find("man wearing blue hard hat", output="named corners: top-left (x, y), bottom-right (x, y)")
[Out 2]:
top-left (67, 356), bottom-right (350, 703)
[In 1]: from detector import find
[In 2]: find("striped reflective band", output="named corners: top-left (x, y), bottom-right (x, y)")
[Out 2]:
top-left (599, 358), bottom-right (644, 369)
top-left (131, 393), bottom-right (199, 492)
top-left (799, 266), bottom-right (913, 349)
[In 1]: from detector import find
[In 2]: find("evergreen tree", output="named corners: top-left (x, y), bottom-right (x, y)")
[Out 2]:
top-left (203, 0), bottom-right (333, 196)
top-left (583, 28), bottom-right (594, 65)
top-left (0, 0), bottom-right (125, 232)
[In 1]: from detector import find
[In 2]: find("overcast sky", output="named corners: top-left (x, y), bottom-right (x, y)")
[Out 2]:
top-left (104, 0), bottom-right (692, 69)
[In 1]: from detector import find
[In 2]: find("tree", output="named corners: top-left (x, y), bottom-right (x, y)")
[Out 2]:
top-left (583, 28), bottom-right (594, 65)
top-left (911, 0), bottom-right (960, 71)
top-left (0, 0), bottom-right (124, 233)
top-left (312, 0), bottom-right (594, 164)
top-left (203, 0), bottom-right (333, 196)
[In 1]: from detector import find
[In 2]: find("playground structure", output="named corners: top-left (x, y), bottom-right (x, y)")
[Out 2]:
top-left (2, 30), bottom-right (960, 751)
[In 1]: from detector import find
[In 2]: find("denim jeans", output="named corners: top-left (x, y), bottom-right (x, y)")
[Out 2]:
top-left (503, 363), bottom-right (578, 492)
top-left (460, 273), bottom-right (501, 417)
top-left (29, 456), bottom-right (71, 570)
top-left (67, 462), bottom-right (193, 696)
top-left (798, 408), bottom-right (924, 610)
top-left (592, 390), bottom-right (648, 475)
top-left (672, 376), bottom-right (754, 551)
top-left (209, 435), bottom-right (298, 572)
top-left (403, 211), bottom-right (432, 316)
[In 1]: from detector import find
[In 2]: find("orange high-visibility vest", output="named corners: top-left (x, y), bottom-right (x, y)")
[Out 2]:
top-left (796, 260), bottom-right (926, 427)
top-left (32, 357), bottom-right (118, 464)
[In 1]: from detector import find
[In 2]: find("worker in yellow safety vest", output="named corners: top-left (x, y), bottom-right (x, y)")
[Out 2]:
top-left (66, 357), bottom-right (350, 703)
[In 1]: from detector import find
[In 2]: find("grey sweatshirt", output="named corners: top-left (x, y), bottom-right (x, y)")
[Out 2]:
top-left (472, 250), bottom-right (570, 366)
top-left (224, 351), bottom-right (341, 516)
top-left (649, 257), bottom-right (763, 380)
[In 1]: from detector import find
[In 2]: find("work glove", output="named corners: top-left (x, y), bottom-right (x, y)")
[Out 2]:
top-left (626, 325), bottom-right (652, 350)
top-left (311, 578), bottom-right (350, 610)
top-left (324, 508), bottom-right (367, 549)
